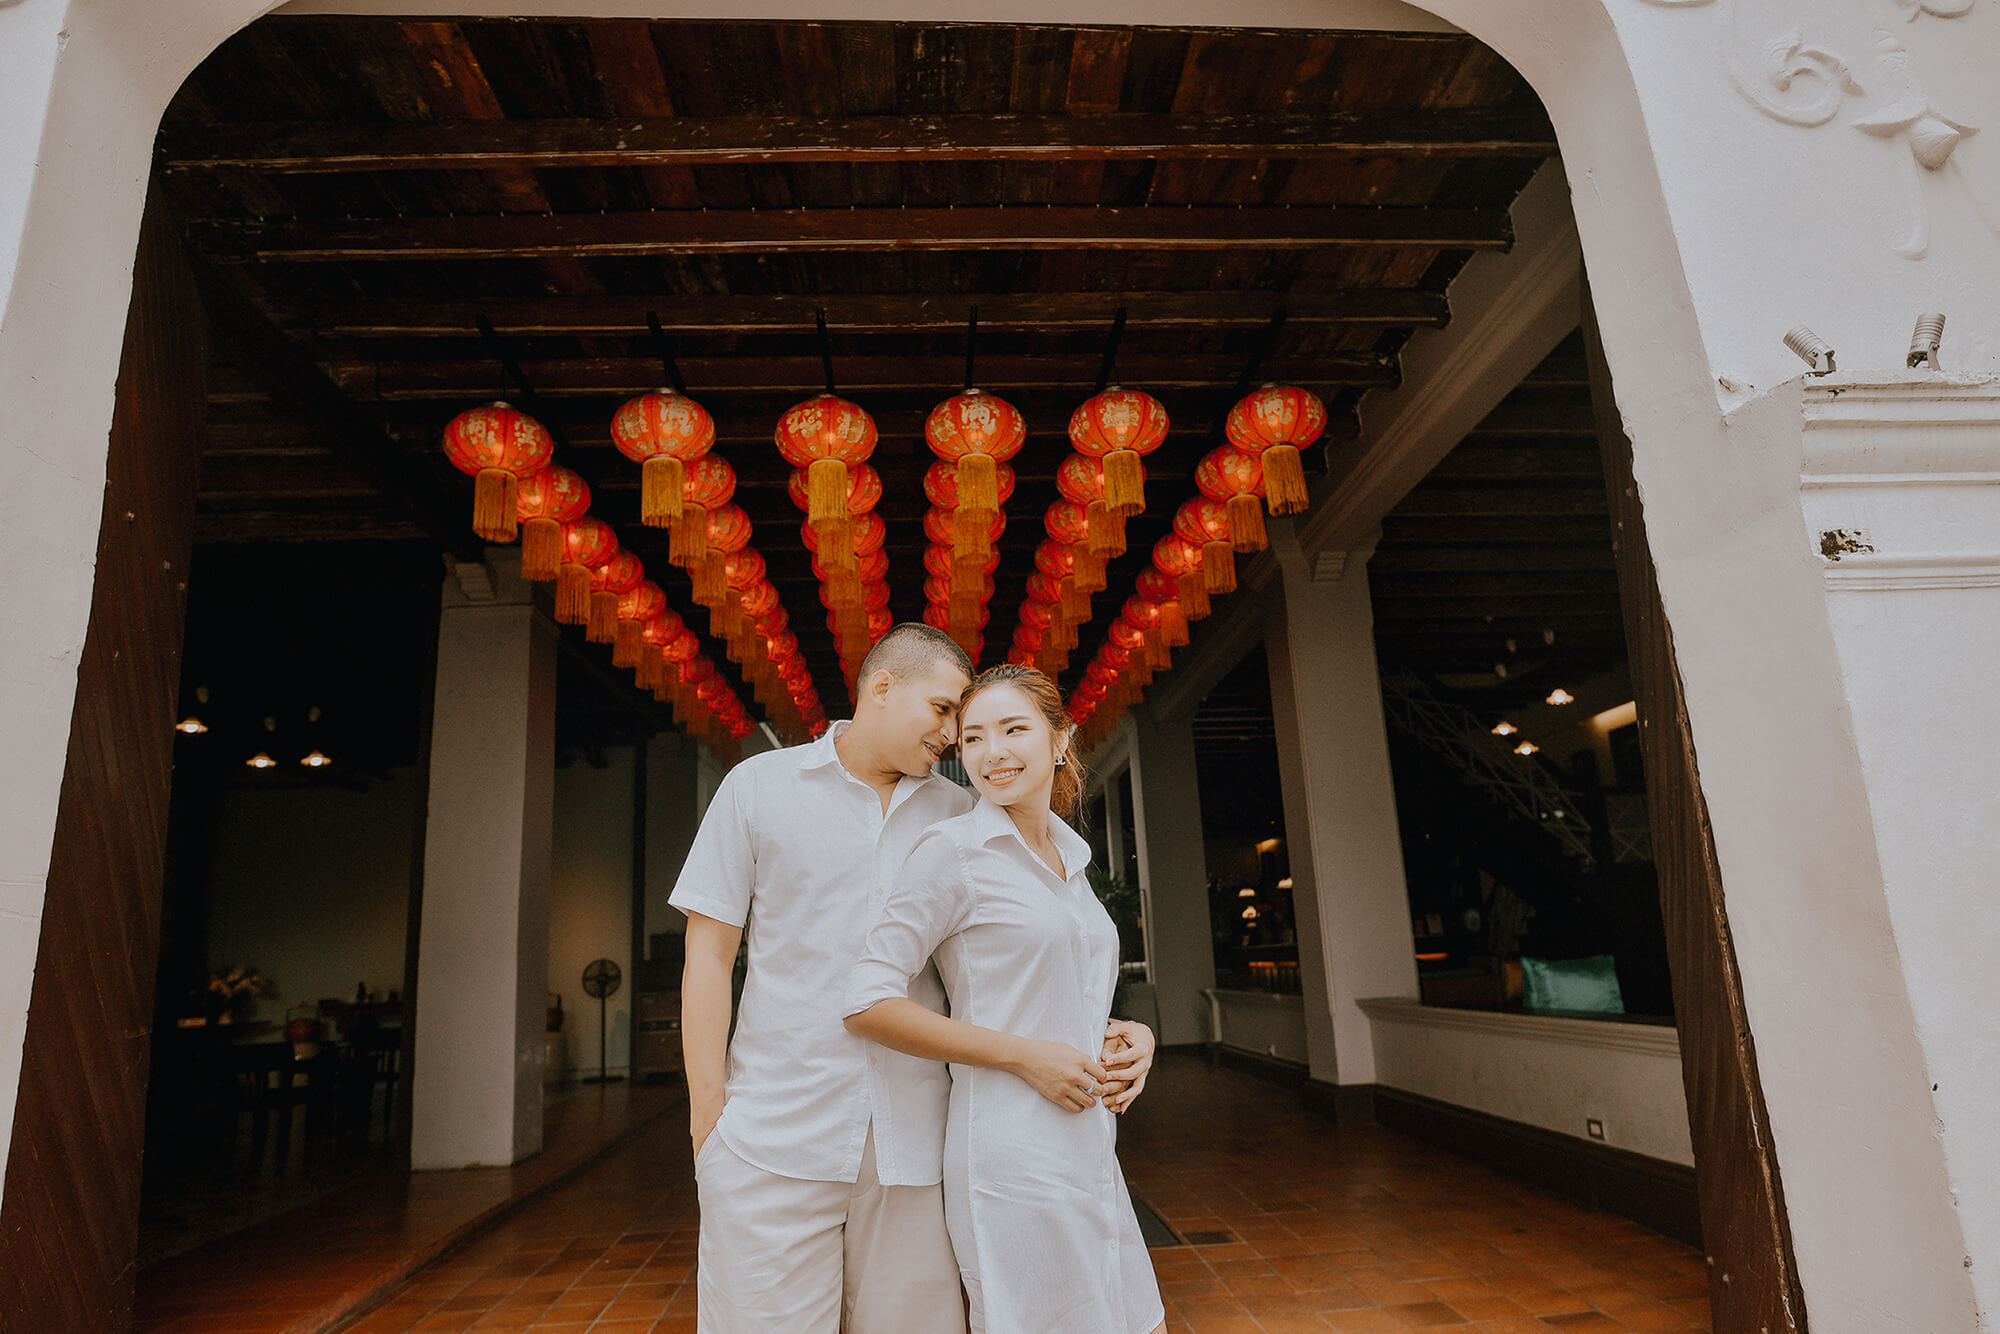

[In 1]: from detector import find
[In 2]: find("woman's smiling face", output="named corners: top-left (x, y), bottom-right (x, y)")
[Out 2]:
top-left (958, 681), bottom-right (1065, 810)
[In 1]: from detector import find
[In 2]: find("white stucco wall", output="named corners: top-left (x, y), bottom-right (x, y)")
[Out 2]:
top-left (550, 748), bottom-right (637, 1080)
top-left (1, 0), bottom-right (1996, 1326)
top-left (1361, 997), bottom-right (1695, 1168)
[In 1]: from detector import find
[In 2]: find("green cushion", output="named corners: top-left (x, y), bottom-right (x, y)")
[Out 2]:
top-left (1519, 955), bottom-right (1626, 1015)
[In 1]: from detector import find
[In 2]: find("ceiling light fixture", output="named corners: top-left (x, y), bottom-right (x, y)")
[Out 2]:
top-left (1238, 886), bottom-right (1256, 899)
top-left (1514, 740), bottom-right (1540, 757)
top-left (1546, 688), bottom-right (1575, 706)
top-left (1241, 906), bottom-right (1259, 921)
top-left (246, 752), bottom-right (277, 769)
top-left (1254, 837), bottom-right (1281, 855)
top-left (1491, 721), bottom-right (1519, 737)
top-left (1276, 877), bottom-right (1294, 890)
top-left (175, 717), bottom-right (208, 735)
top-left (300, 751), bottom-right (331, 768)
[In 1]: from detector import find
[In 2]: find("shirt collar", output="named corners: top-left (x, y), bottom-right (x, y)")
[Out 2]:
top-left (969, 796), bottom-right (1093, 880)
top-left (799, 719), bottom-right (947, 799)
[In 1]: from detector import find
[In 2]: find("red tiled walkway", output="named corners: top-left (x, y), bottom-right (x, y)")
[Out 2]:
top-left (308, 1055), bottom-right (1709, 1333)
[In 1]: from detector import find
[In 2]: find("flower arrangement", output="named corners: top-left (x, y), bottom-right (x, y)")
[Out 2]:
top-left (204, 965), bottom-right (271, 1017)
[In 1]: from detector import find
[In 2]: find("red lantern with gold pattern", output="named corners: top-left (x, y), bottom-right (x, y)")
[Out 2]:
top-left (1068, 387), bottom-right (1168, 516)
top-left (443, 403), bottom-right (556, 543)
top-left (1226, 384), bottom-right (1325, 515)
top-left (775, 394), bottom-right (878, 527)
top-left (515, 466), bottom-right (590, 582)
top-left (587, 550), bottom-right (644, 643)
top-left (555, 517), bottom-right (617, 624)
top-left (1056, 453), bottom-right (1133, 556)
top-left (692, 505), bottom-right (752, 605)
top-left (1174, 497), bottom-right (1239, 595)
top-left (670, 455), bottom-right (737, 568)
top-left (925, 388), bottom-right (1027, 521)
top-left (611, 389), bottom-right (715, 527)
top-left (1135, 566), bottom-right (1190, 647)
top-left (788, 461), bottom-right (881, 571)
top-left (1196, 446), bottom-right (1269, 552)
top-left (612, 581), bottom-right (668, 667)
top-left (1153, 534), bottom-right (1212, 620)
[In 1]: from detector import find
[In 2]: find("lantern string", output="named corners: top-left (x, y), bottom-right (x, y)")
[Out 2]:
top-left (815, 307), bottom-right (837, 394)
top-left (964, 304), bottom-right (979, 391)
top-left (1094, 306), bottom-right (1127, 393)
top-left (646, 311), bottom-right (688, 396)
top-left (476, 314), bottom-right (575, 454)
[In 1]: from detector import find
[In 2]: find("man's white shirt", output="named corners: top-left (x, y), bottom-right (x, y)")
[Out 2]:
top-left (670, 720), bottom-right (974, 1187)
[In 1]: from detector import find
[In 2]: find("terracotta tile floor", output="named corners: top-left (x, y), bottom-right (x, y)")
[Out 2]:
top-left (307, 1055), bottom-right (1711, 1334)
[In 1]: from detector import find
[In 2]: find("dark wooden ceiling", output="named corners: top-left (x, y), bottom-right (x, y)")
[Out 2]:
top-left (159, 15), bottom-right (1613, 724)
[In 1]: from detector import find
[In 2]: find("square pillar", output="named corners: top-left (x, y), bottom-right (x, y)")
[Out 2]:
top-left (1127, 706), bottom-right (1217, 1047)
top-left (1264, 524), bottom-right (1419, 1096)
top-left (642, 731), bottom-right (704, 954)
top-left (411, 551), bottom-right (556, 1169)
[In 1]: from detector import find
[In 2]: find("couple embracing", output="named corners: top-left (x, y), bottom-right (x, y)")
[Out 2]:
top-left (672, 622), bottom-right (1167, 1334)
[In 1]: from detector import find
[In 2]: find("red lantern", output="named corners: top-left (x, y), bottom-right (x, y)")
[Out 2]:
top-left (775, 394), bottom-right (878, 527)
top-left (788, 463), bottom-right (882, 571)
top-left (1226, 384), bottom-right (1325, 515)
top-left (1134, 566), bottom-right (1190, 648)
top-left (1034, 539), bottom-right (1091, 624)
top-left (1153, 534), bottom-right (1212, 620)
top-left (925, 389), bottom-right (1027, 519)
top-left (1068, 387), bottom-right (1168, 516)
top-left (443, 403), bottom-right (556, 543)
top-left (671, 455), bottom-right (737, 568)
top-left (587, 550), bottom-right (645, 643)
top-left (612, 580), bottom-right (668, 667)
top-left (922, 459), bottom-right (1016, 513)
top-left (611, 389), bottom-right (715, 526)
top-left (1056, 453), bottom-right (1131, 557)
top-left (555, 518), bottom-right (617, 625)
top-left (1196, 446), bottom-right (1269, 552)
top-left (638, 611), bottom-right (688, 689)
top-left (515, 466), bottom-right (590, 582)
top-left (1174, 498), bottom-right (1239, 595)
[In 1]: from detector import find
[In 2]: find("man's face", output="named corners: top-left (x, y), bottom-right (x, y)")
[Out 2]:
top-left (866, 658), bottom-right (973, 779)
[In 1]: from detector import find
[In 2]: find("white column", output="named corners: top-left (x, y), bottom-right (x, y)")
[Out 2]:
top-left (1800, 379), bottom-right (2000, 1320)
top-left (412, 551), bottom-right (557, 1169)
top-left (1127, 706), bottom-right (1216, 1047)
top-left (1264, 525), bottom-right (1420, 1094)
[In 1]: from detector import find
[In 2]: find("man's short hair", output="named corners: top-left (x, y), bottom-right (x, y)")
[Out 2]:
top-left (859, 622), bottom-right (974, 686)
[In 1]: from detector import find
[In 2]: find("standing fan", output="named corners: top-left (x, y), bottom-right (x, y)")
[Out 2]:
top-left (581, 957), bottom-right (624, 1085)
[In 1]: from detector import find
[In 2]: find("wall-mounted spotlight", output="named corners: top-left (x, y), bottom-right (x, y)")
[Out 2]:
top-left (1908, 313), bottom-right (1945, 371)
top-left (1784, 326), bottom-right (1837, 375)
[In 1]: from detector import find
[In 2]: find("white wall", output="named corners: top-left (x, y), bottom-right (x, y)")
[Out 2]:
top-left (1204, 988), bottom-right (1311, 1067)
top-left (204, 769), bottom-right (419, 1025)
top-left (548, 748), bottom-right (636, 1080)
top-left (1361, 997), bottom-right (1693, 1167)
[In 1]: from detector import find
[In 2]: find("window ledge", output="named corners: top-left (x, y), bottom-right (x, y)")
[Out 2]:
top-left (1358, 996), bottom-right (1680, 1058)
top-left (1201, 987), bottom-right (1305, 1011)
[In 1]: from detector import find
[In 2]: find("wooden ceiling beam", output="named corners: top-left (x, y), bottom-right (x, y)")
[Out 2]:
top-left (161, 109), bottom-right (1558, 174)
top-left (1377, 516), bottom-right (1611, 546)
top-left (282, 289), bottom-right (1451, 338)
top-left (1369, 545), bottom-right (1615, 573)
top-left (1370, 594), bottom-right (1617, 621)
top-left (336, 351), bottom-right (1396, 399)
top-left (191, 207), bottom-right (1514, 263)
top-left (1389, 487), bottom-right (1610, 518)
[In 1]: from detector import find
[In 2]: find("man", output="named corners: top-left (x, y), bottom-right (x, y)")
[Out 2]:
top-left (672, 623), bottom-right (976, 1332)
top-left (674, 622), bottom-right (1156, 1331)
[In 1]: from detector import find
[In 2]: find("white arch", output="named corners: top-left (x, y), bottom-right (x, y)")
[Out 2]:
top-left (1, 2), bottom-right (1993, 1325)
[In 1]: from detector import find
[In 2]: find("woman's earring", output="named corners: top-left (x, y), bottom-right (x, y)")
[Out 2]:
top-left (1055, 754), bottom-right (1068, 767)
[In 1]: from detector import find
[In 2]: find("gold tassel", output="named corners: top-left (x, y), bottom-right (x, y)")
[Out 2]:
top-left (954, 510), bottom-right (992, 563)
top-left (1102, 449), bottom-right (1145, 516)
top-left (670, 504), bottom-right (709, 567)
top-left (1062, 579), bottom-right (1089, 626)
top-left (957, 452), bottom-right (998, 515)
top-left (473, 470), bottom-right (519, 543)
top-left (813, 517), bottom-right (856, 572)
top-left (587, 591), bottom-right (619, 644)
top-left (636, 649), bottom-right (662, 691)
top-left (555, 564), bottom-right (591, 624)
top-left (1086, 501), bottom-right (1119, 557)
top-left (1177, 573), bottom-right (1212, 621)
top-left (1159, 601), bottom-right (1189, 647)
top-left (613, 619), bottom-right (644, 668)
top-left (1262, 443), bottom-right (1309, 515)
top-left (1075, 552), bottom-right (1106, 595)
top-left (521, 518), bottom-right (563, 582)
top-left (641, 456), bottom-right (685, 526)
top-left (694, 552), bottom-right (728, 606)
top-left (1227, 494), bottom-right (1269, 553)
top-left (807, 458), bottom-right (849, 525)
top-left (1202, 540), bottom-right (1237, 595)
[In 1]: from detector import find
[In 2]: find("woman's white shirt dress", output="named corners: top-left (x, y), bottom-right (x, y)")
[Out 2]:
top-left (846, 798), bottom-right (1165, 1334)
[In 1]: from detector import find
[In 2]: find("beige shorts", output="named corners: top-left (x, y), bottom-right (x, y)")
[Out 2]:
top-left (693, 1124), bottom-right (965, 1334)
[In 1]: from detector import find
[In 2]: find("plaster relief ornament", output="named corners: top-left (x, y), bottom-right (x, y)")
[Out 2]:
top-left (1640, 0), bottom-right (1998, 259)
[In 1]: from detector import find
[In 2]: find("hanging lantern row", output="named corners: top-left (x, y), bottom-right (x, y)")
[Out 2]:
top-left (1069, 385), bottom-right (1329, 748)
top-left (772, 392), bottom-right (887, 694)
top-left (615, 389), bottom-right (828, 739)
top-left (444, 402), bottom-right (768, 757)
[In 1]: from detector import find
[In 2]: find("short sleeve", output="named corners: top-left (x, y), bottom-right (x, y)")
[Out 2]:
top-left (844, 830), bottom-right (975, 1017)
top-left (668, 764), bottom-right (757, 928)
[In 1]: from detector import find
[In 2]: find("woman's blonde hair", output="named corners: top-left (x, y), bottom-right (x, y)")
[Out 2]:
top-left (958, 664), bottom-right (1086, 818)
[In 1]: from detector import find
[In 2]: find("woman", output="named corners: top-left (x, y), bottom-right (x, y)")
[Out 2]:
top-left (844, 664), bottom-right (1166, 1334)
